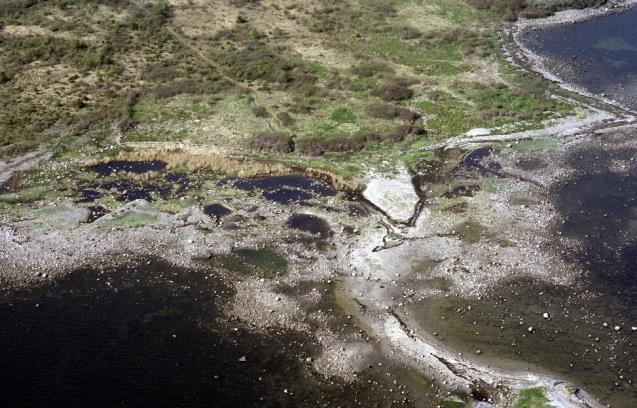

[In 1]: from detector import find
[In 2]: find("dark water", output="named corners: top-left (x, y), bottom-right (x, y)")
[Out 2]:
top-left (88, 161), bottom-right (167, 176)
top-left (78, 180), bottom-right (171, 203)
top-left (233, 176), bottom-right (337, 204)
top-left (286, 213), bottom-right (333, 238)
top-left (463, 147), bottom-right (492, 168)
top-left (413, 10), bottom-right (637, 402)
top-left (0, 261), bottom-right (421, 407)
top-left (203, 203), bottom-right (232, 218)
top-left (523, 8), bottom-right (637, 108)
top-left (413, 132), bottom-right (637, 407)
top-left (84, 205), bottom-right (109, 223)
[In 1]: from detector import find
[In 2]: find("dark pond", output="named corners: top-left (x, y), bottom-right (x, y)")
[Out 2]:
top-left (84, 205), bottom-right (109, 223)
top-left (163, 172), bottom-right (193, 194)
top-left (203, 203), bottom-right (232, 218)
top-left (88, 160), bottom-right (167, 176)
top-left (78, 180), bottom-right (171, 203)
top-left (0, 260), bottom-right (424, 407)
top-left (463, 147), bottom-right (492, 168)
top-left (522, 7), bottom-right (637, 109)
top-left (233, 175), bottom-right (337, 204)
top-left (286, 213), bottom-right (333, 238)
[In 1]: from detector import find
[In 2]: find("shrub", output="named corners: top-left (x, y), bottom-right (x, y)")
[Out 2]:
top-left (367, 104), bottom-right (420, 121)
top-left (252, 105), bottom-right (270, 117)
top-left (372, 83), bottom-right (413, 101)
top-left (0, 70), bottom-right (11, 84)
top-left (276, 111), bottom-right (294, 127)
top-left (356, 131), bottom-right (382, 143)
top-left (250, 132), bottom-right (294, 153)
top-left (295, 136), bottom-right (365, 156)
top-left (152, 80), bottom-right (221, 98)
top-left (352, 61), bottom-right (394, 77)
top-left (116, 90), bottom-right (139, 133)
top-left (386, 123), bottom-right (426, 142)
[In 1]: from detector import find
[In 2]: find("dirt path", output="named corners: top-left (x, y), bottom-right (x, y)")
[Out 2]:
top-left (166, 26), bottom-right (281, 130)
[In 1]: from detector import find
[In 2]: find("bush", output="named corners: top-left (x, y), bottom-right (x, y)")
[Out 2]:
top-left (252, 105), bottom-right (270, 117)
top-left (116, 90), bottom-right (139, 133)
top-left (276, 111), bottom-right (294, 127)
top-left (372, 83), bottom-right (413, 101)
top-left (152, 80), bottom-right (221, 98)
top-left (295, 136), bottom-right (364, 156)
top-left (386, 123), bottom-right (426, 142)
top-left (356, 131), bottom-right (382, 143)
top-left (0, 70), bottom-right (11, 84)
top-left (367, 104), bottom-right (420, 121)
top-left (351, 61), bottom-right (394, 77)
top-left (250, 132), bottom-right (294, 153)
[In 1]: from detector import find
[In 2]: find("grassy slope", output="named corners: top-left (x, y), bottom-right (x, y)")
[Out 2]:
top-left (0, 0), bottom-right (571, 180)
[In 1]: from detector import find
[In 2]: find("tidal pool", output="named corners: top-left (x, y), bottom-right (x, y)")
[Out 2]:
top-left (88, 160), bottom-right (167, 176)
top-left (232, 175), bottom-right (337, 204)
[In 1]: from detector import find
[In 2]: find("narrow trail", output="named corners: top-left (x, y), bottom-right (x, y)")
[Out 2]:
top-left (165, 26), bottom-right (282, 130)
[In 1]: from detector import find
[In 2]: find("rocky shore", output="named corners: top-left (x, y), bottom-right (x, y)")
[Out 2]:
top-left (2, 1), bottom-right (636, 406)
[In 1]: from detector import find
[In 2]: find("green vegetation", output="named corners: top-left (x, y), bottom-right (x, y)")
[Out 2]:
top-left (513, 387), bottom-right (551, 408)
top-left (0, 0), bottom-right (578, 201)
top-left (208, 247), bottom-right (289, 278)
top-left (0, 186), bottom-right (51, 204)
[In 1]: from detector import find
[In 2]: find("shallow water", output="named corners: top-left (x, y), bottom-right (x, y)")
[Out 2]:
top-left (523, 8), bottom-right (637, 109)
top-left (79, 180), bottom-right (172, 203)
top-left (203, 203), bottom-right (232, 218)
top-left (233, 175), bottom-right (336, 204)
top-left (413, 132), bottom-right (637, 407)
top-left (0, 260), bottom-right (427, 407)
top-left (88, 160), bottom-right (167, 176)
top-left (286, 213), bottom-right (333, 238)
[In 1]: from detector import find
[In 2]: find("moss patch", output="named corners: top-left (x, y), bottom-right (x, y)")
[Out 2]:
top-left (513, 387), bottom-right (551, 408)
top-left (208, 247), bottom-right (288, 278)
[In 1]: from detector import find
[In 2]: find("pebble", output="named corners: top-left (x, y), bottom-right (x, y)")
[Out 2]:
top-left (543, 312), bottom-right (550, 319)
top-left (528, 327), bottom-right (534, 333)
top-left (614, 326), bottom-right (621, 331)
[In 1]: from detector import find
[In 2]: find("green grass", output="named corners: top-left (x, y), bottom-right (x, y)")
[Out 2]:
top-left (122, 128), bottom-right (188, 143)
top-left (0, 186), bottom-right (51, 204)
top-left (513, 388), bottom-right (551, 408)
top-left (360, 33), bottom-right (466, 75)
top-left (330, 109), bottom-right (356, 124)
top-left (481, 179), bottom-right (506, 193)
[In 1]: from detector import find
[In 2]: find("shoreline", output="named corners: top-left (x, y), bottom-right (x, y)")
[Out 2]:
top-left (509, 0), bottom-right (637, 117)
top-left (1, 3), bottom-right (635, 407)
